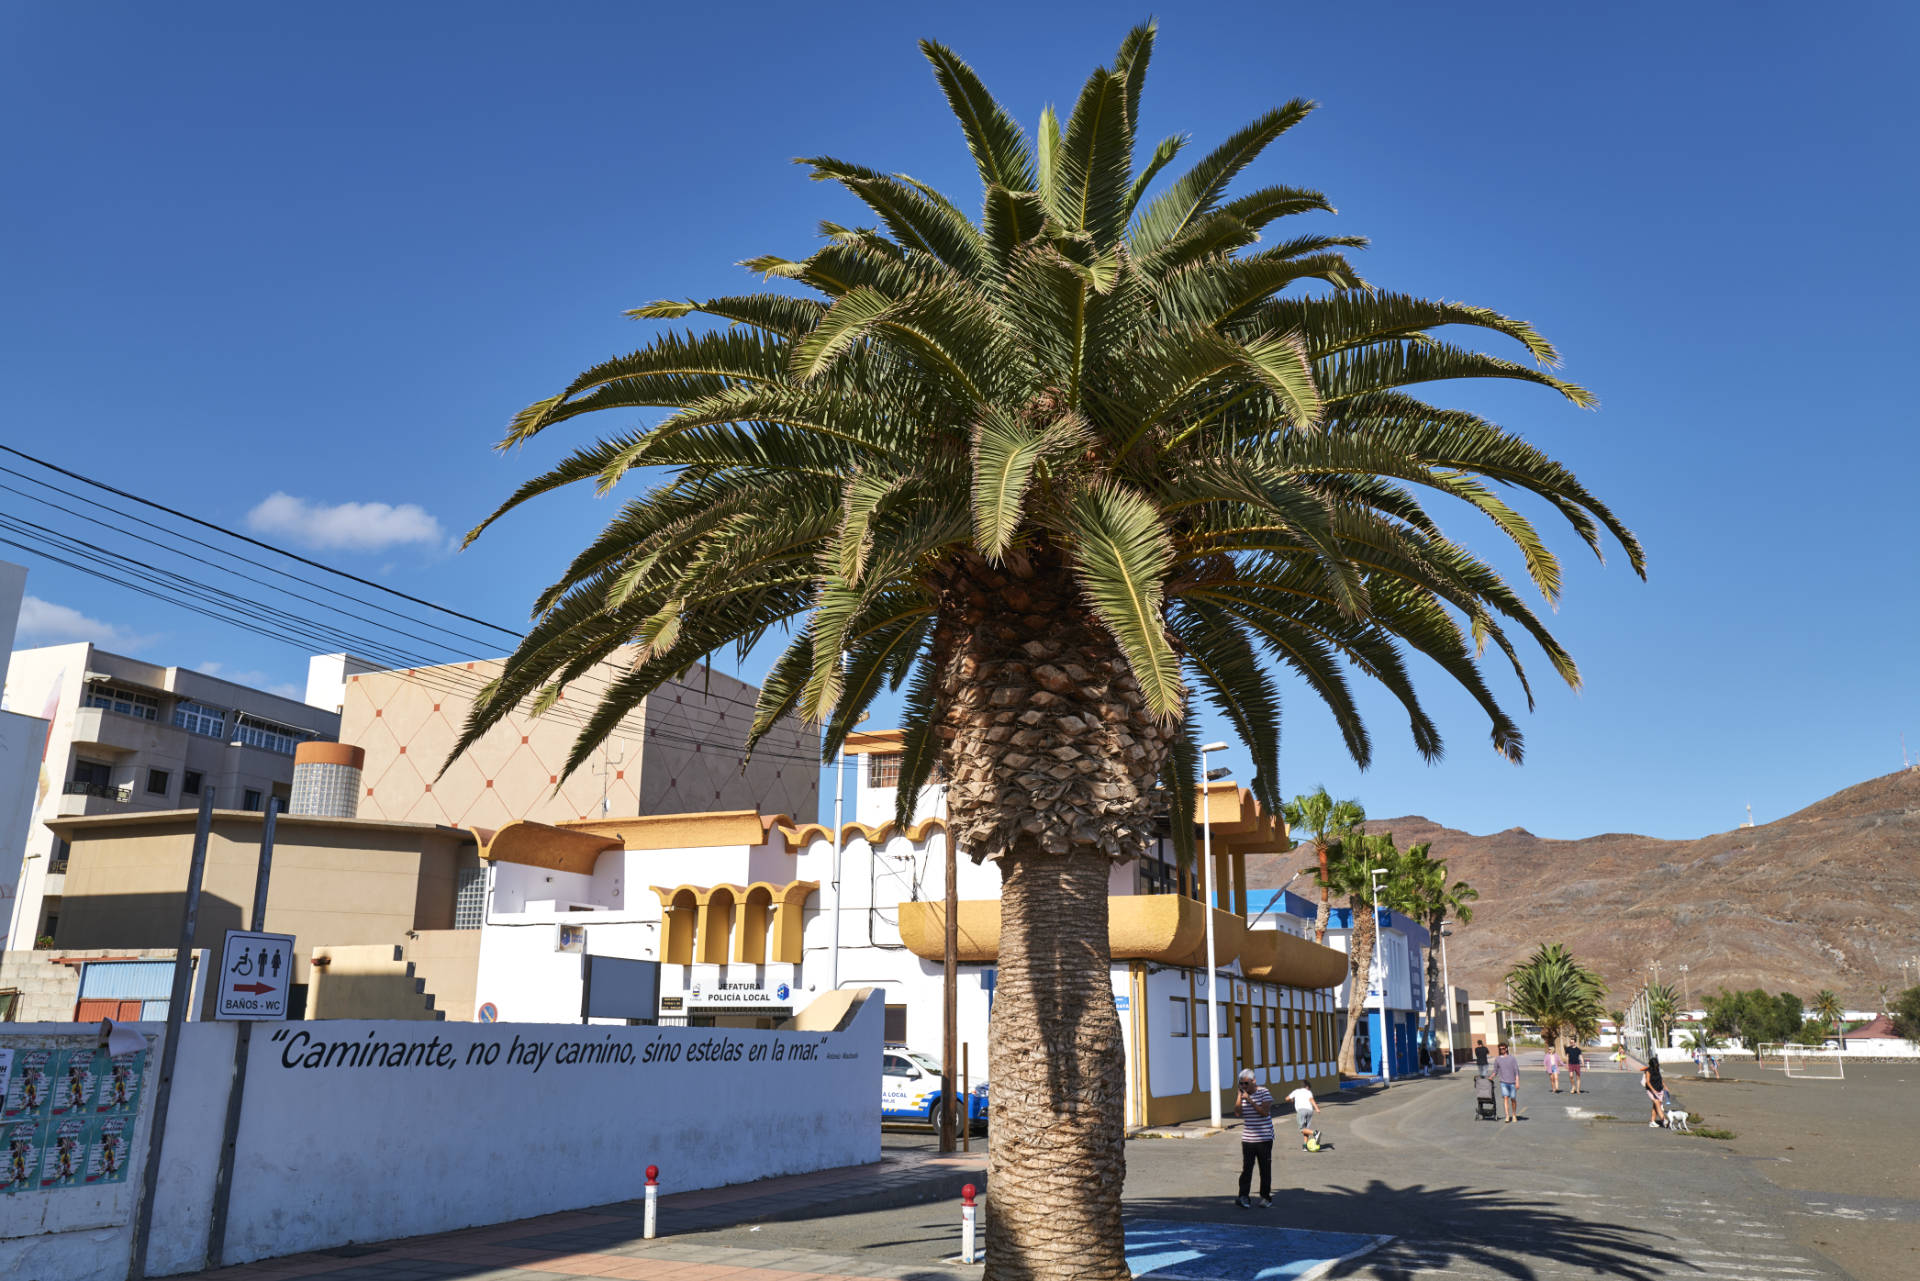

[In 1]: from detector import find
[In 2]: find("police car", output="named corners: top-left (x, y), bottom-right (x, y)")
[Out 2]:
top-left (883, 1044), bottom-right (988, 1130)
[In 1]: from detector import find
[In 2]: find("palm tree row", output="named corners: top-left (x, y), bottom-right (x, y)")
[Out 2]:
top-left (1502, 943), bottom-right (1608, 1047)
top-left (456, 25), bottom-right (1641, 1281)
top-left (1288, 786), bottom-right (1477, 1074)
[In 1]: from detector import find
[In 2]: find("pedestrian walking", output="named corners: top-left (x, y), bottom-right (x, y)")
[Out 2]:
top-left (1474, 1040), bottom-right (1490, 1077)
top-left (1234, 1069), bottom-right (1274, 1209)
top-left (1642, 1056), bottom-right (1668, 1128)
top-left (1493, 1042), bottom-right (1521, 1122)
top-left (1544, 1046), bottom-right (1563, 1093)
top-left (1565, 1042), bottom-right (1585, 1093)
top-left (1285, 1083), bottom-right (1321, 1150)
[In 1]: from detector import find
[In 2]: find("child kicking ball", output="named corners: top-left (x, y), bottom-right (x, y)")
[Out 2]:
top-left (1286, 1083), bottom-right (1322, 1150)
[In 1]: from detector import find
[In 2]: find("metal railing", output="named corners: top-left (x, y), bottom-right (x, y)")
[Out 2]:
top-left (64, 780), bottom-right (132, 801)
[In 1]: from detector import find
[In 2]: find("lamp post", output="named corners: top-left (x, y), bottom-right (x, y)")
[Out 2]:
top-left (1438, 919), bottom-right (1458, 1074)
top-left (1370, 865), bottom-right (1390, 1083)
top-left (1200, 742), bottom-right (1230, 1128)
top-left (1678, 963), bottom-right (1690, 1012)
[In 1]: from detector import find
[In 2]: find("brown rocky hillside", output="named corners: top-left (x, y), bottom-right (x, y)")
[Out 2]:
top-left (1246, 768), bottom-right (1920, 1007)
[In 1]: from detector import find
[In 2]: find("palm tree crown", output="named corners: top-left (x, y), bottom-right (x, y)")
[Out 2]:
top-left (456, 23), bottom-right (1643, 859)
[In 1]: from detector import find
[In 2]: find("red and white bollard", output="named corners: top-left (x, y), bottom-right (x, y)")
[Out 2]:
top-left (644, 1165), bottom-right (659, 1240)
top-left (960, 1184), bottom-right (977, 1263)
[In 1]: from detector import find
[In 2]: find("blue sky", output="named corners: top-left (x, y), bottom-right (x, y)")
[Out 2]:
top-left (4, 3), bottom-right (1915, 841)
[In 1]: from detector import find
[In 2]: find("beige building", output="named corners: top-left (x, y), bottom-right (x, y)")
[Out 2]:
top-left (310, 651), bottom-right (818, 828)
top-left (7, 808), bottom-right (482, 1020)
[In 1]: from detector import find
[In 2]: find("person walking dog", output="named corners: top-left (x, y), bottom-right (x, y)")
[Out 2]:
top-left (1234, 1069), bottom-right (1274, 1208)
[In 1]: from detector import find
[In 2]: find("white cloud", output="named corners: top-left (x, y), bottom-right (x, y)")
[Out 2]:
top-left (245, 492), bottom-right (445, 553)
top-left (16, 596), bottom-right (156, 651)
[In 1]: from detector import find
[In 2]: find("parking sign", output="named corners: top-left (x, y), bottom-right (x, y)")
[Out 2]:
top-left (216, 930), bottom-right (296, 1021)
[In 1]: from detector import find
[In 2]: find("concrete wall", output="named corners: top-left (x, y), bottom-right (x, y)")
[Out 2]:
top-left (47, 812), bottom-right (476, 981)
top-left (2, 1004), bottom-right (880, 1278)
top-left (306, 944), bottom-right (440, 1020)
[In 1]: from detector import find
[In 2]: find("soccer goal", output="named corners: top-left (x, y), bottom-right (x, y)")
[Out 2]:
top-left (1755, 1042), bottom-right (1790, 1069)
top-left (1781, 1047), bottom-right (1845, 1079)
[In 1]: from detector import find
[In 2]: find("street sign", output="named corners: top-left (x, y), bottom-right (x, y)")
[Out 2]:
top-left (215, 930), bottom-right (295, 1021)
top-left (477, 1003), bottom-right (498, 1023)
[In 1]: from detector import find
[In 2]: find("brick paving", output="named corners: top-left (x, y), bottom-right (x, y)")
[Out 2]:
top-left (182, 1146), bottom-right (986, 1281)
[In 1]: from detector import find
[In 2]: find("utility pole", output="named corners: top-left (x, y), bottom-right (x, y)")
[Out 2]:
top-left (940, 828), bottom-right (959, 1153)
top-left (1438, 919), bottom-right (1458, 1073)
top-left (1199, 743), bottom-right (1230, 1128)
top-left (1679, 963), bottom-right (1691, 1010)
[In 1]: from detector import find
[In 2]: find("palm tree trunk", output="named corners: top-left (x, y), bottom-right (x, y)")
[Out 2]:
top-left (1424, 916), bottom-right (1443, 1064)
top-left (1337, 894), bottom-right (1377, 1075)
top-left (1313, 844), bottom-right (1331, 943)
top-left (986, 849), bottom-right (1127, 1281)
top-left (930, 551), bottom-right (1172, 1281)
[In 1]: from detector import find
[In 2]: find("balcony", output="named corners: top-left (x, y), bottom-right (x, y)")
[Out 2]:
top-left (57, 780), bottom-right (135, 817)
top-left (70, 705), bottom-right (175, 755)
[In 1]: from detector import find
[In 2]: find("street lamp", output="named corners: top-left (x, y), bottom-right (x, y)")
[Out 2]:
top-left (1438, 919), bottom-right (1458, 1074)
top-left (1370, 865), bottom-right (1390, 1084)
top-left (1200, 741), bottom-right (1230, 1128)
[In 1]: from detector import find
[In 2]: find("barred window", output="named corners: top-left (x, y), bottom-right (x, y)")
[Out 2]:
top-left (866, 753), bottom-right (902, 787)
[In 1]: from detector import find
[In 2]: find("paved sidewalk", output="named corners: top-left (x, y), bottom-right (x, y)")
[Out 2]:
top-left (185, 1143), bottom-right (986, 1281)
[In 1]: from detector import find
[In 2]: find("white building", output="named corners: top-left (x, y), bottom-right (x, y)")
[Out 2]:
top-left (0, 564), bottom-right (50, 953)
top-left (461, 730), bottom-right (1351, 1127)
top-left (3, 641), bottom-right (340, 946)
top-left (1321, 906), bottom-right (1430, 1076)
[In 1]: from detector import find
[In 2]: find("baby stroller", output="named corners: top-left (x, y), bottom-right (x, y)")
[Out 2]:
top-left (1473, 1073), bottom-right (1498, 1121)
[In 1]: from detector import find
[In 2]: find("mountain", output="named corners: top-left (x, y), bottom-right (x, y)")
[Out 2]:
top-left (1246, 768), bottom-right (1920, 1007)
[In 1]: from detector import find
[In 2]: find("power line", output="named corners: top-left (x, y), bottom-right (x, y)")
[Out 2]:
top-left (0, 449), bottom-right (837, 768)
top-left (0, 444), bottom-right (520, 639)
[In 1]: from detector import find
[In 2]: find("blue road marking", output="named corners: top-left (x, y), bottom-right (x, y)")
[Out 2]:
top-left (1124, 1218), bottom-right (1389, 1281)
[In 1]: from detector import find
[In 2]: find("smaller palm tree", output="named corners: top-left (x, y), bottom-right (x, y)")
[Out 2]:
top-left (1811, 990), bottom-right (1845, 1049)
top-left (1501, 943), bottom-right (1608, 1049)
top-left (1285, 787), bottom-right (1365, 944)
top-left (1396, 842), bottom-right (1477, 1063)
top-left (1683, 1025), bottom-right (1723, 1052)
top-left (1646, 982), bottom-right (1680, 1045)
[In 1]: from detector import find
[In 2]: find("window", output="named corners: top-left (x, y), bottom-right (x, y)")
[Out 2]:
top-left (883, 1004), bottom-right (909, 1042)
top-left (232, 719), bottom-right (302, 755)
top-left (454, 866), bottom-right (487, 930)
top-left (145, 769), bottom-right (170, 796)
top-left (1138, 857), bottom-right (1177, 896)
top-left (866, 753), bottom-right (902, 787)
top-left (182, 771), bottom-right (202, 796)
top-left (84, 685), bottom-right (158, 720)
top-left (172, 701), bottom-right (226, 738)
top-left (243, 789), bottom-right (263, 811)
top-left (1169, 996), bottom-right (1189, 1036)
top-left (72, 760), bottom-right (111, 787)
top-left (883, 1053), bottom-right (916, 1078)
top-left (1195, 999), bottom-right (1209, 1036)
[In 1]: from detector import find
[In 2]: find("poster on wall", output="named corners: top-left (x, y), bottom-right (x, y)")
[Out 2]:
top-left (84, 1116), bottom-right (131, 1185)
top-left (50, 1048), bottom-right (97, 1118)
top-left (93, 1048), bottom-right (145, 1115)
top-left (3, 1049), bottom-right (51, 1120)
top-left (37, 1116), bottom-right (85, 1188)
top-left (3, 1120), bottom-right (38, 1192)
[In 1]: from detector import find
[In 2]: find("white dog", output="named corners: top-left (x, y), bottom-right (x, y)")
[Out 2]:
top-left (1667, 1110), bottom-right (1692, 1133)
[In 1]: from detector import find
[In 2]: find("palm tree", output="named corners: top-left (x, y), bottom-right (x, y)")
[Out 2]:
top-left (453, 26), bottom-right (1642, 1280)
top-left (1811, 989), bottom-right (1845, 1049)
top-left (1646, 981), bottom-right (1680, 1045)
top-left (1283, 786), bottom-right (1365, 942)
top-left (1396, 843), bottom-right (1477, 1060)
top-left (1321, 830), bottom-right (1401, 1074)
top-left (1501, 944), bottom-right (1608, 1048)
top-left (1683, 1025), bottom-right (1724, 1053)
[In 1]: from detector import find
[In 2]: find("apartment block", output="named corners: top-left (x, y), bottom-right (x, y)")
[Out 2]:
top-left (2, 643), bottom-right (340, 945)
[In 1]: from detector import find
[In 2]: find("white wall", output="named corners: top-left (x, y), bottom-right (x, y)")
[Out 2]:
top-left (473, 900), bottom-right (659, 1024)
top-left (3, 1004), bottom-right (881, 1277)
